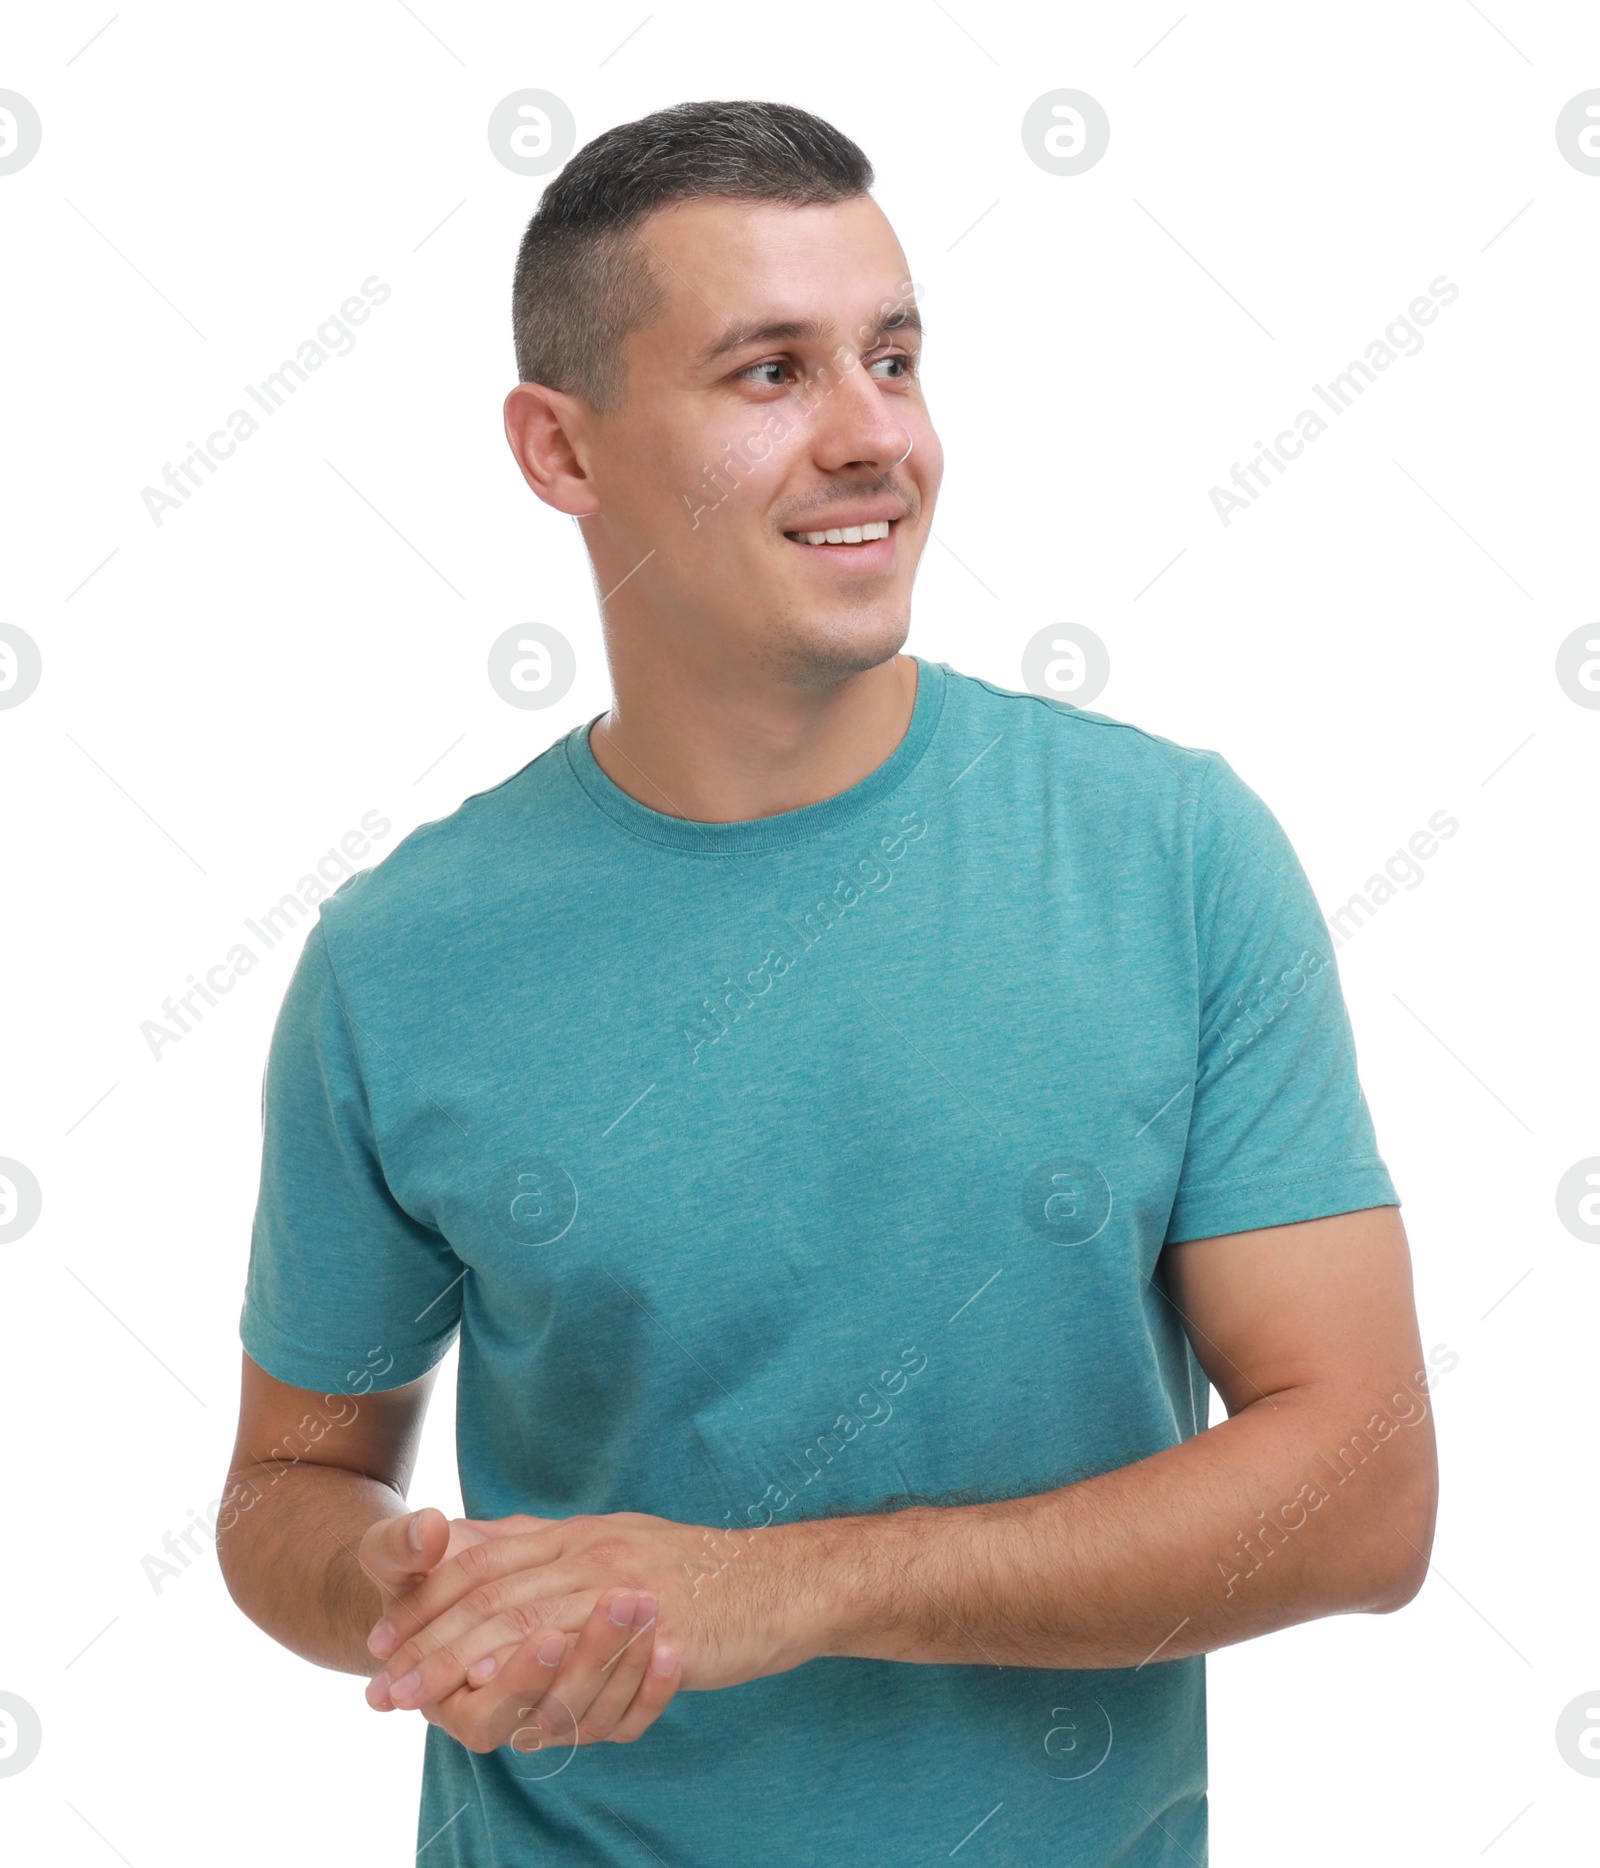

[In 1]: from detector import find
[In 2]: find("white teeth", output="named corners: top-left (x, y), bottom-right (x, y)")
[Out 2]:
top-left (793, 519), bottom-right (892, 546)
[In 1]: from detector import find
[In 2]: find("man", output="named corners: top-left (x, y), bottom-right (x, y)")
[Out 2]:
top-left (219, 99), bottom-right (1438, 1865)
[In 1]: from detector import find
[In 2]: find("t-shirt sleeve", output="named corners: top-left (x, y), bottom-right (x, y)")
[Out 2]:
top-left (239, 916), bottom-right (466, 1392)
top-left (1163, 752), bottom-right (1400, 1245)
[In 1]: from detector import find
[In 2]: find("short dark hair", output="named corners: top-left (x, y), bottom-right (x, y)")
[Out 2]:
top-left (511, 100), bottom-right (874, 414)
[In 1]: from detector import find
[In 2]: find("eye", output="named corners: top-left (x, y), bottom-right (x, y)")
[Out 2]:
top-left (867, 351), bottom-right (917, 380)
top-left (738, 358), bottom-right (795, 388)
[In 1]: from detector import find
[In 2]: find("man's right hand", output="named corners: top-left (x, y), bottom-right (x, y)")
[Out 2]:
top-left (358, 1508), bottom-right (682, 1753)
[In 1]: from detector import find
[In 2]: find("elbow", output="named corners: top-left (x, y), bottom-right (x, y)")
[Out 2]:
top-left (1367, 1458), bottom-right (1439, 1614)
top-left (212, 1475), bottom-right (259, 1606)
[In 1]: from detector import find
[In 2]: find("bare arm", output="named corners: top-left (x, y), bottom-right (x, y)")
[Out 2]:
top-left (215, 1352), bottom-right (454, 1675)
top-left (369, 1204), bottom-right (1441, 1711)
top-left (220, 1351), bottom-right (685, 1752)
top-left (813, 1203), bottom-right (1439, 1668)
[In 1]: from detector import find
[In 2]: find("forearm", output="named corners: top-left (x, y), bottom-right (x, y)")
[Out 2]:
top-left (216, 1460), bottom-right (400, 1676)
top-left (786, 1380), bottom-right (1438, 1671)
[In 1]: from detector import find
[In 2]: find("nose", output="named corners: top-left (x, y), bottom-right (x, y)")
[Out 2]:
top-left (806, 354), bottom-right (915, 482)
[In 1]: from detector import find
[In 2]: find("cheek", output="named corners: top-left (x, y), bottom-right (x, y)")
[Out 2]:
top-left (910, 425), bottom-right (944, 502)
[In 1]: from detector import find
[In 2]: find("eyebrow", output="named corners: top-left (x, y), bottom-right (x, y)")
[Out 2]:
top-left (692, 305), bottom-right (924, 372)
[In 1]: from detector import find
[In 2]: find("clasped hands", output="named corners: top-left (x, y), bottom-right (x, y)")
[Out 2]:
top-left (357, 1505), bottom-right (820, 1756)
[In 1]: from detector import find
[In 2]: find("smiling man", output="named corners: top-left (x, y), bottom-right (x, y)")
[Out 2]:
top-left (220, 100), bottom-right (1438, 1867)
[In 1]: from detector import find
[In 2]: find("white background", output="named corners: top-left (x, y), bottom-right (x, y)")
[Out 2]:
top-left (1, 2), bottom-right (1596, 1862)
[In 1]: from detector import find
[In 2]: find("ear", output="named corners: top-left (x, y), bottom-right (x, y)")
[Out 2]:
top-left (503, 381), bottom-right (602, 517)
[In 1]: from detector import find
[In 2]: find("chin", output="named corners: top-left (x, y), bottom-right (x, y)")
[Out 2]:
top-left (757, 608), bottom-right (911, 685)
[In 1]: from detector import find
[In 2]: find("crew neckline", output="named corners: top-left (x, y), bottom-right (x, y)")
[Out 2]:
top-left (562, 656), bottom-right (947, 854)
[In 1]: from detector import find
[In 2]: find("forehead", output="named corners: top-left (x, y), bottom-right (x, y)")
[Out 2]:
top-left (627, 195), bottom-right (911, 357)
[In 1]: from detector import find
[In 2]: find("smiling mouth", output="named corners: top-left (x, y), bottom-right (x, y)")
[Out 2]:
top-left (782, 518), bottom-right (895, 548)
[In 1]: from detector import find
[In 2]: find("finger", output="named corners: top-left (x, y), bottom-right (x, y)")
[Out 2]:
top-left (371, 1524), bottom-right (572, 1661)
top-left (359, 1507), bottom-right (451, 1596)
top-left (464, 1513), bottom-right (559, 1539)
top-left (376, 1569), bottom-right (602, 1710)
top-left (435, 1603), bottom-right (675, 1756)
top-left (470, 1629), bottom-right (581, 1755)
top-left (556, 1591), bottom-right (660, 1744)
top-left (474, 1599), bottom-right (675, 1755)
top-left (604, 1634), bottom-right (681, 1744)
top-left (368, 1517), bottom-right (504, 1663)
top-left (563, 1591), bottom-right (672, 1733)
top-left (412, 1643), bottom-right (560, 1755)
top-left (383, 1533), bottom-right (641, 1678)
top-left (493, 1592), bottom-right (652, 1753)
top-left (377, 1633), bottom-right (543, 1721)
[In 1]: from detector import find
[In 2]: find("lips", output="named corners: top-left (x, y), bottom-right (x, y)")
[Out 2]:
top-left (782, 518), bottom-right (898, 567)
top-left (785, 518), bottom-right (893, 547)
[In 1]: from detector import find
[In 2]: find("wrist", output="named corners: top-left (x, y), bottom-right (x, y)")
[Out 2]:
top-left (763, 1508), bottom-right (917, 1667)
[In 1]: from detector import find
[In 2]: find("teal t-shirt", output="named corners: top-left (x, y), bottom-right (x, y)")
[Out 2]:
top-left (241, 657), bottom-right (1398, 1866)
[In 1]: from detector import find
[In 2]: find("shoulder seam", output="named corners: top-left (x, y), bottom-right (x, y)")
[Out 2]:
top-left (956, 671), bottom-right (1217, 773)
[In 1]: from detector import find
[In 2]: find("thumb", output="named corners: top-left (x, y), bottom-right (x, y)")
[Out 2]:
top-left (360, 1505), bottom-right (450, 1595)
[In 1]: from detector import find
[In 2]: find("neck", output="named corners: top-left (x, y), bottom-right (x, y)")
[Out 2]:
top-left (587, 644), bottom-right (919, 825)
